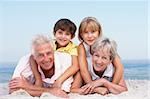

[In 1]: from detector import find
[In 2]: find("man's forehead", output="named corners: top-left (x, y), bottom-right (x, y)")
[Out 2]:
top-left (34, 44), bottom-right (53, 52)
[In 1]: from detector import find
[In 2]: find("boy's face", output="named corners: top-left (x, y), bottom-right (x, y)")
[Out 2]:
top-left (33, 43), bottom-right (54, 70)
top-left (81, 25), bottom-right (99, 46)
top-left (92, 48), bottom-right (111, 72)
top-left (55, 29), bottom-right (72, 47)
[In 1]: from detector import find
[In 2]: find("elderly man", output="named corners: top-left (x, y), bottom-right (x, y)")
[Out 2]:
top-left (9, 35), bottom-right (73, 98)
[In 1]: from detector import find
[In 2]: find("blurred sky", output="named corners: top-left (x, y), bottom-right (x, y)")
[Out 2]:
top-left (0, 0), bottom-right (149, 63)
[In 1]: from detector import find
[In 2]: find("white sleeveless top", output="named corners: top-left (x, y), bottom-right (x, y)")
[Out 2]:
top-left (83, 42), bottom-right (114, 80)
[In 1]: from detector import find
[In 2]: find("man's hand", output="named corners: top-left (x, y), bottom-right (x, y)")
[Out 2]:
top-left (9, 75), bottom-right (30, 93)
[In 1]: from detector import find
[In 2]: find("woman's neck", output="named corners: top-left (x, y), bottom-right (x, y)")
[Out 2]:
top-left (93, 67), bottom-right (105, 78)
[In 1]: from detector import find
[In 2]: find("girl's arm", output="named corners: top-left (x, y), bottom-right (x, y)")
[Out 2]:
top-left (53, 55), bottom-right (79, 87)
top-left (103, 78), bottom-right (128, 94)
top-left (112, 55), bottom-right (124, 84)
top-left (70, 72), bottom-right (83, 94)
top-left (78, 43), bottom-right (92, 83)
top-left (29, 55), bottom-right (42, 86)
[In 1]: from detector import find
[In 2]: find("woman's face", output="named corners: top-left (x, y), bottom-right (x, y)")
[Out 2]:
top-left (92, 48), bottom-right (111, 72)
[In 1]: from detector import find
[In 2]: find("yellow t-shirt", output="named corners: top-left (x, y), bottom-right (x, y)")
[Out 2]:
top-left (53, 40), bottom-right (78, 56)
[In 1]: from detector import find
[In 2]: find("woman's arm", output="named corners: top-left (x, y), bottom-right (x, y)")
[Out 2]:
top-left (29, 55), bottom-right (42, 86)
top-left (78, 43), bottom-right (92, 83)
top-left (54, 55), bottom-right (79, 87)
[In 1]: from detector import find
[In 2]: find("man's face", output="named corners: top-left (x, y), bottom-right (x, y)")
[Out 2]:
top-left (33, 43), bottom-right (54, 70)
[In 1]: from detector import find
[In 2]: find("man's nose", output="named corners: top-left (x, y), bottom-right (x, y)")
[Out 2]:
top-left (43, 54), bottom-right (49, 61)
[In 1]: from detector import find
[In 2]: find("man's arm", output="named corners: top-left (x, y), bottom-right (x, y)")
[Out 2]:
top-left (9, 76), bottom-right (69, 98)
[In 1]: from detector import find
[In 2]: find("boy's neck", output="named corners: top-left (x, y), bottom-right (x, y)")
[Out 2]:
top-left (55, 41), bottom-right (70, 49)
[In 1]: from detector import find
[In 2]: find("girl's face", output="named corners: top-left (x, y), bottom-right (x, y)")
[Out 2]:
top-left (92, 48), bottom-right (111, 72)
top-left (81, 25), bottom-right (99, 46)
top-left (55, 29), bottom-right (72, 47)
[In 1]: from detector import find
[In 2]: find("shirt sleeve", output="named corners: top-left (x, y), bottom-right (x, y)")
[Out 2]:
top-left (12, 54), bottom-right (33, 79)
top-left (69, 46), bottom-right (78, 56)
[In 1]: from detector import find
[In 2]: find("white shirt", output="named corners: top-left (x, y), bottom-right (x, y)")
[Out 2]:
top-left (12, 52), bottom-right (73, 92)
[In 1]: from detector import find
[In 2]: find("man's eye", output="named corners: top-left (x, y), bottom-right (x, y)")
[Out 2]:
top-left (37, 54), bottom-right (43, 58)
top-left (102, 56), bottom-right (107, 60)
top-left (47, 52), bottom-right (52, 56)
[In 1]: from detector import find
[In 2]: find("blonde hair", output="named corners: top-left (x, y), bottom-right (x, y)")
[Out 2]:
top-left (78, 17), bottom-right (102, 41)
top-left (31, 34), bottom-right (54, 55)
top-left (91, 37), bottom-right (117, 60)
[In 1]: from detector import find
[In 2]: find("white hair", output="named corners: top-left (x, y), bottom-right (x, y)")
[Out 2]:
top-left (91, 37), bottom-right (117, 60)
top-left (31, 34), bottom-right (54, 55)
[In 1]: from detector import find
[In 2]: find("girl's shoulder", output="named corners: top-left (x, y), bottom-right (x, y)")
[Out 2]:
top-left (78, 42), bottom-right (87, 54)
top-left (78, 42), bottom-right (84, 48)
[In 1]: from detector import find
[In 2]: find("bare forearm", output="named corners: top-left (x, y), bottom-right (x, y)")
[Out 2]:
top-left (29, 55), bottom-right (42, 86)
top-left (81, 70), bottom-right (92, 83)
top-left (103, 80), bottom-right (127, 94)
top-left (112, 56), bottom-right (124, 84)
top-left (56, 65), bottom-right (79, 85)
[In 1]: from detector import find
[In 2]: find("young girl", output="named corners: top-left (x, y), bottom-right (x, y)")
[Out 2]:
top-left (71, 17), bottom-right (125, 94)
top-left (80, 37), bottom-right (127, 95)
top-left (29, 18), bottom-right (79, 91)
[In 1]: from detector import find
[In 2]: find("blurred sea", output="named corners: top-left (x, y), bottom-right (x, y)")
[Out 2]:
top-left (0, 60), bottom-right (150, 83)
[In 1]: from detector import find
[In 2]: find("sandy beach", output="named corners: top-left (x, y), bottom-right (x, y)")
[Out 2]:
top-left (0, 80), bottom-right (149, 99)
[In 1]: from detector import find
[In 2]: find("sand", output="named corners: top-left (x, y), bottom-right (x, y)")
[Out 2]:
top-left (0, 80), bottom-right (149, 99)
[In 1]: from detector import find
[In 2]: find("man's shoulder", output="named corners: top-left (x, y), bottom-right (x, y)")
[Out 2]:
top-left (19, 54), bottom-right (31, 61)
top-left (54, 51), bottom-right (71, 57)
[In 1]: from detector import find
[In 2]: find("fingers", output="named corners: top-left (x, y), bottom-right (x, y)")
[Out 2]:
top-left (81, 83), bottom-right (96, 94)
top-left (50, 87), bottom-right (69, 98)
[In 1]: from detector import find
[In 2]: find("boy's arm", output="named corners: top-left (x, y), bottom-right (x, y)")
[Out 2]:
top-left (78, 43), bottom-right (92, 83)
top-left (29, 55), bottom-right (42, 86)
top-left (112, 55), bottom-right (124, 84)
top-left (54, 55), bottom-right (79, 87)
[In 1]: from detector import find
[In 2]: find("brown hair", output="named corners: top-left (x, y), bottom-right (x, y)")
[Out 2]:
top-left (53, 18), bottom-right (76, 38)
